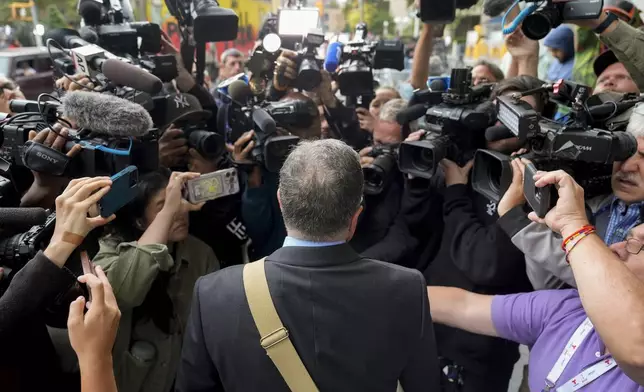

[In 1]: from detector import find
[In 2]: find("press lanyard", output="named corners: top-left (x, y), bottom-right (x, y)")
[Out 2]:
top-left (543, 317), bottom-right (618, 392)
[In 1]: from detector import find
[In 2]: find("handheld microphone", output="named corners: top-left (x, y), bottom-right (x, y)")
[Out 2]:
top-left (0, 208), bottom-right (48, 230)
top-left (61, 91), bottom-right (153, 137)
top-left (396, 104), bottom-right (428, 125)
top-left (485, 124), bottom-right (516, 142)
top-left (227, 80), bottom-right (253, 105)
top-left (324, 41), bottom-right (344, 73)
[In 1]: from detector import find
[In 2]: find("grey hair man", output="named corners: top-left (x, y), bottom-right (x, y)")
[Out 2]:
top-left (217, 48), bottom-right (244, 83)
top-left (177, 138), bottom-right (440, 392)
top-left (374, 98), bottom-right (406, 145)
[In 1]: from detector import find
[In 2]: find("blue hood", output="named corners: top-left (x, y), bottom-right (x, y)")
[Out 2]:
top-left (544, 25), bottom-right (575, 62)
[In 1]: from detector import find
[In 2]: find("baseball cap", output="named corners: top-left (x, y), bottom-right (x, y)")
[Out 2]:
top-left (604, 0), bottom-right (637, 22)
top-left (593, 50), bottom-right (619, 77)
top-left (155, 93), bottom-right (212, 129)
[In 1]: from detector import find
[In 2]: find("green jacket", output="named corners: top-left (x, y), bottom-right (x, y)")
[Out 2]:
top-left (601, 20), bottom-right (644, 92)
top-left (93, 235), bottom-right (219, 392)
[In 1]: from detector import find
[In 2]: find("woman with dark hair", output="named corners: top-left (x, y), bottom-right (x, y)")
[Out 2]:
top-left (93, 169), bottom-right (219, 392)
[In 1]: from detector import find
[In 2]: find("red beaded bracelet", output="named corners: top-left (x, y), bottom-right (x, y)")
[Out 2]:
top-left (561, 225), bottom-right (596, 251)
top-left (564, 228), bottom-right (597, 263)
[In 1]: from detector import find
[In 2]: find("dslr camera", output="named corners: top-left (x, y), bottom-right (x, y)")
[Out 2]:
top-left (472, 80), bottom-right (637, 207)
top-left (363, 145), bottom-right (399, 196)
top-left (398, 68), bottom-right (495, 179)
top-left (519, 0), bottom-right (603, 40)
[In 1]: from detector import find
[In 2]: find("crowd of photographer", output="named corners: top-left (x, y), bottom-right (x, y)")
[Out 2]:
top-left (3, 0), bottom-right (644, 390)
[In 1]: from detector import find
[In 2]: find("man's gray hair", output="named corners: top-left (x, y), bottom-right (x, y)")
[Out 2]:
top-left (279, 139), bottom-right (364, 241)
top-left (220, 48), bottom-right (243, 64)
top-left (627, 103), bottom-right (644, 138)
top-left (379, 98), bottom-right (407, 122)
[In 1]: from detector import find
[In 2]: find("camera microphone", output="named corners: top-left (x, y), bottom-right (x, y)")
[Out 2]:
top-left (0, 208), bottom-right (48, 230)
top-left (324, 41), bottom-right (344, 73)
top-left (396, 104), bottom-right (428, 125)
top-left (61, 91), bottom-right (153, 137)
top-left (485, 124), bottom-right (517, 142)
top-left (252, 108), bottom-right (277, 135)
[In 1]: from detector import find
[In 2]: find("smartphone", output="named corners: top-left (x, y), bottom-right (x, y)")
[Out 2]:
top-left (98, 166), bottom-right (139, 218)
top-left (419, 0), bottom-right (456, 23)
top-left (184, 168), bottom-right (240, 204)
top-left (80, 251), bottom-right (96, 302)
top-left (523, 162), bottom-right (553, 219)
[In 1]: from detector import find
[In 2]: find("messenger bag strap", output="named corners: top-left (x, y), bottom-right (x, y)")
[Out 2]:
top-left (243, 258), bottom-right (320, 392)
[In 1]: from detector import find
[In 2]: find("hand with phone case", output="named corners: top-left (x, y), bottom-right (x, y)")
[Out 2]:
top-left (526, 169), bottom-right (590, 235)
top-left (44, 177), bottom-right (116, 268)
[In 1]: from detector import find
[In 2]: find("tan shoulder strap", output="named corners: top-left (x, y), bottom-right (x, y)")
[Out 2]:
top-left (243, 258), bottom-right (320, 392)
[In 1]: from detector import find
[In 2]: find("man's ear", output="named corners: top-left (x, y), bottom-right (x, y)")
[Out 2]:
top-left (277, 188), bottom-right (282, 210)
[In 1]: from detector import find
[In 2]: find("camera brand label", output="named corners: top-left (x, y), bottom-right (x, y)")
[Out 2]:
top-left (35, 151), bottom-right (59, 164)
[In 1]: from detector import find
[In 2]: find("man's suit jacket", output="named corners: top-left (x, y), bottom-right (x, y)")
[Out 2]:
top-left (176, 243), bottom-right (439, 392)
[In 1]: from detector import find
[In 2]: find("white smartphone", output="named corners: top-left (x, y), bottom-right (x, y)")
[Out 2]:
top-left (184, 168), bottom-right (240, 204)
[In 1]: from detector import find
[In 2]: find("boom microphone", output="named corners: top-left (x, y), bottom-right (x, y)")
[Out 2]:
top-left (483, 0), bottom-right (515, 17)
top-left (396, 104), bottom-right (428, 125)
top-left (485, 124), bottom-right (516, 142)
top-left (324, 41), bottom-right (344, 73)
top-left (0, 208), bottom-right (48, 230)
top-left (61, 91), bottom-right (153, 137)
top-left (100, 59), bottom-right (163, 94)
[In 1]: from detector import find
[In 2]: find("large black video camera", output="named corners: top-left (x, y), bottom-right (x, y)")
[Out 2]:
top-left (398, 68), bottom-right (495, 179)
top-left (517, 0), bottom-right (603, 40)
top-left (336, 23), bottom-right (405, 106)
top-left (472, 81), bottom-right (638, 204)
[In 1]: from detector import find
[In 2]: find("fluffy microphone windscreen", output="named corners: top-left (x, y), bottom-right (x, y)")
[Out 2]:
top-left (79, 0), bottom-right (104, 25)
top-left (101, 59), bottom-right (163, 95)
top-left (228, 80), bottom-right (252, 104)
top-left (62, 91), bottom-right (153, 137)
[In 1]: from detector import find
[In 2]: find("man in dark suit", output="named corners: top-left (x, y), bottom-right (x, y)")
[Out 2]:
top-left (176, 139), bottom-right (439, 392)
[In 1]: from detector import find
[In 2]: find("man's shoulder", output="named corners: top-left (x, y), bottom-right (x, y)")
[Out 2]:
top-left (360, 257), bottom-right (426, 286)
top-left (196, 264), bottom-right (244, 298)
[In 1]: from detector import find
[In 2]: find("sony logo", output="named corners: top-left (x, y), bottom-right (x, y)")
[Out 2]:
top-left (577, 145), bottom-right (593, 151)
top-left (36, 151), bottom-right (58, 164)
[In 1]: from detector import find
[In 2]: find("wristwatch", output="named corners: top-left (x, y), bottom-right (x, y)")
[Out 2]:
top-left (594, 12), bottom-right (619, 34)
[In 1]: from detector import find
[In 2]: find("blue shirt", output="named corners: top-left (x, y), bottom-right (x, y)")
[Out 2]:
top-left (604, 199), bottom-right (643, 245)
top-left (282, 236), bottom-right (345, 248)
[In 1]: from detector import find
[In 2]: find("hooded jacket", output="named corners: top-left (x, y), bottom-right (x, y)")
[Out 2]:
top-left (544, 25), bottom-right (576, 82)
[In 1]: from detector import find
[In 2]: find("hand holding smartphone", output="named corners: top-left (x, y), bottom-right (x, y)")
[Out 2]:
top-left (80, 251), bottom-right (96, 304)
top-left (183, 168), bottom-right (241, 204)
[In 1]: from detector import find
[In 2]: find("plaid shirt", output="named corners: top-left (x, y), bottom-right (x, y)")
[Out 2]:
top-left (604, 199), bottom-right (644, 245)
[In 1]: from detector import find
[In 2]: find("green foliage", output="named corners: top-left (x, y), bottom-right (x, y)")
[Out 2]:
top-left (43, 4), bottom-right (69, 29)
top-left (344, 0), bottom-right (394, 36)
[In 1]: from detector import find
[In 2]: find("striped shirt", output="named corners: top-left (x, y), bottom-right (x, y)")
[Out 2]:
top-left (604, 199), bottom-right (643, 245)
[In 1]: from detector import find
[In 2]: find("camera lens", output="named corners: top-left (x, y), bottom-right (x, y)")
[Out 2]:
top-left (297, 58), bottom-right (321, 91)
top-left (412, 148), bottom-right (434, 172)
top-left (188, 130), bottom-right (225, 159)
top-left (486, 159), bottom-right (503, 195)
top-left (522, 8), bottom-right (559, 40)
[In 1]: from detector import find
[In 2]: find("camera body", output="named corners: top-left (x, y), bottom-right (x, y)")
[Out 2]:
top-left (398, 68), bottom-right (495, 179)
top-left (521, 0), bottom-right (603, 40)
top-left (472, 87), bottom-right (637, 202)
top-left (364, 145), bottom-right (399, 196)
top-left (294, 31), bottom-right (325, 91)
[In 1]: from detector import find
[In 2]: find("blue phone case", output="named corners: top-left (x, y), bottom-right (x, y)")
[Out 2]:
top-left (98, 166), bottom-right (139, 218)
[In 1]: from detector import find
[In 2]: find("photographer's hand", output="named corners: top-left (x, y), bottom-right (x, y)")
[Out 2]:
top-left (273, 50), bottom-right (298, 91)
top-left (315, 70), bottom-right (337, 109)
top-left (440, 159), bottom-right (474, 186)
top-left (528, 170), bottom-right (589, 236)
top-left (159, 126), bottom-right (188, 168)
top-left (497, 157), bottom-right (527, 217)
top-left (21, 126), bottom-right (82, 209)
top-left (55, 73), bottom-right (98, 92)
top-left (405, 130), bottom-right (426, 143)
top-left (356, 108), bottom-right (375, 133)
top-left (68, 267), bottom-right (120, 392)
top-left (359, 146), bottom-right (374, 167)
top-left (44, 177), bottom-right (115, 268)
top-left (226, 131), bottom-right (256, 164)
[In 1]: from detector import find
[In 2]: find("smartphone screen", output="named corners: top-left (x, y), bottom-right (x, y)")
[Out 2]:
top-left (278, 9), bottom-right (320, 36)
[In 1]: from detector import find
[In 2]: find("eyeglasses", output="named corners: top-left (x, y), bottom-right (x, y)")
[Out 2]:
top-left (626, 237), bottom-right (644, 255)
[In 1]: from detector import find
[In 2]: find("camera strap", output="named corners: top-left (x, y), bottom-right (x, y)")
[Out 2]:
top-left (22, 141), bottom-right (71, 176)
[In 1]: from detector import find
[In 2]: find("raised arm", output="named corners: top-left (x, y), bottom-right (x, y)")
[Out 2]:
top-left (530, 169), bottom-right (644, 384)
top-left (427, 286), bottom-right (497, 337)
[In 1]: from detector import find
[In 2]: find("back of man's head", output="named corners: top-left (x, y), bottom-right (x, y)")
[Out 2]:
top-left (279, 139), bottom-right (364, 241)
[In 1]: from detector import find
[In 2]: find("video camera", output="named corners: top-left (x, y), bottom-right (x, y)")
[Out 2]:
top-left (472, 80), bottom-right (638, 207)
top-left (501, 0), bottom-right (603, 40)
top-left (364, 145), bottom-right (398, 196)
top-left (333, 23), bottom-right (405, 107)
top-left (398, 68), bottom-right (495, 179)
